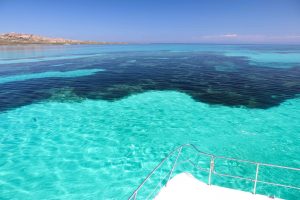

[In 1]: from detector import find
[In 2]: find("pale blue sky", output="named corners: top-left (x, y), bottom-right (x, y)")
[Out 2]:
top-left (0, 0), bottom-right (300, 43)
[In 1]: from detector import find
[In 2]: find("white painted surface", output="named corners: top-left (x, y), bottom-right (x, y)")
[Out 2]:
top-left (154, 173), bottom-right (280, 200)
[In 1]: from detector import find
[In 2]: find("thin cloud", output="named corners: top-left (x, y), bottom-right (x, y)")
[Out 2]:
top-left (200, 33), bottom-right (239, 39)
top-left (222, 34), bottom-right (238, 38)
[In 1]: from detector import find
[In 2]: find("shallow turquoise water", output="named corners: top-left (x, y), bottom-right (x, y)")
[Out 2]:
top-left (0, 69), bottom-right (103, 84)
top-left (1, 91), bottom-right (299, 199)
top-left (0, 44), bottom-right (299, 199)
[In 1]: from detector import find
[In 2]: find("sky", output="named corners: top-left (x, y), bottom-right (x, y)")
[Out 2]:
top-left (0, 0), bottom-right (300, 43)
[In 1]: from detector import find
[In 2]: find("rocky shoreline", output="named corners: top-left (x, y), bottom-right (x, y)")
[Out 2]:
top-left (0, 33), bottom-right (126, 45)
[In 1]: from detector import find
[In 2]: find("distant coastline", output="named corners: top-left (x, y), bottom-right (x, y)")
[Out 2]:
top-left (0, 33), bottom-right (126, 45)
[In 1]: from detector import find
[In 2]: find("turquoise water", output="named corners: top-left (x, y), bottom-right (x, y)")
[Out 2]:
top-left (0, 69), bottom-right (103, 84)
top-left (0, 44), bottom-right (299, 199)
top-left (2, 44), bottom-right (300, 67)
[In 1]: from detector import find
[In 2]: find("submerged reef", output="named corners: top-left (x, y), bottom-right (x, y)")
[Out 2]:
top-left (0, 51), bottom-right (299, 111)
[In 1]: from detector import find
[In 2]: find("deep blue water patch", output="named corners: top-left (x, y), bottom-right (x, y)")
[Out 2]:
top-left (0, 51), bottom-right (300, 111)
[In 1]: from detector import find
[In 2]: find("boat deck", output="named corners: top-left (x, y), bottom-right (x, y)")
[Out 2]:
top-left (154, 173), bottom-right (279, 200)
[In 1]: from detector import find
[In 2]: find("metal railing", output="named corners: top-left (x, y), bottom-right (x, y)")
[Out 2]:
top-left (129, 144), bottom-right (300, 199)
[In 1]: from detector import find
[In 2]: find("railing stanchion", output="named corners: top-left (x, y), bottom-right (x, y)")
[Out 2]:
top-left (208, 156), bottom-right (215, 185)
top-left (133, 192), bottom-right (137, 200)
top-left (168, 146), bottom-right (183, 183)
top-left (253, 163), bottom-right (260, 194)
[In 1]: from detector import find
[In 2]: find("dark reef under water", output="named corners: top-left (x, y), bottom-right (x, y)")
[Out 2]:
top-left (0, 51), bottom-right (300, 111)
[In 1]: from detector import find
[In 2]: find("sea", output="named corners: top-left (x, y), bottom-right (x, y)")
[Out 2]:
top-left (0, 44), bottom-right (299, 199)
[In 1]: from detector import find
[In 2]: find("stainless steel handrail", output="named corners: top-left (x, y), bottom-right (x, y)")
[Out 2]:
top-left (128, 144), bottom-right (300, 199)
top-left (129, 144), bottom-right (187, 200)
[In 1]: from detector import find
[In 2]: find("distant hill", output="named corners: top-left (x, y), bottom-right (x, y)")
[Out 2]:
top-left (0, 33), bottom-right (126, 45)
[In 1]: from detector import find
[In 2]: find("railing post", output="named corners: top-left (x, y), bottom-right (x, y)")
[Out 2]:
top-left (208, 156), bottom-right (215, 185)
top-left (129, 191), bottom-right (137, 200)
top-left (168, 147), bottom-right (183, 183)
top-left (253, 163), bottom-right (260, 194)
